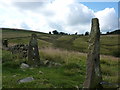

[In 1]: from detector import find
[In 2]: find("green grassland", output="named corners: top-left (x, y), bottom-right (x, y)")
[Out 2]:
top-left (3, 29), bottom-right (119, 57)
top-left (2, 29), bottom-right (119, 88)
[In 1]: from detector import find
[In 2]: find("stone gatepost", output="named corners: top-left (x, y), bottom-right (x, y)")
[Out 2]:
top-left (83, 18), bottom-right (103, 89)
top-left (28, 34), bottom-right (40, 67)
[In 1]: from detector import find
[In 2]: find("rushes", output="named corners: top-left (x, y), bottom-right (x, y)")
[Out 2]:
top-left (40, 47), bottom-right (86, 64)
top-left (39, 47), bottom-right (119, 87)
top-left (2, 47), bottom-right (119, 88)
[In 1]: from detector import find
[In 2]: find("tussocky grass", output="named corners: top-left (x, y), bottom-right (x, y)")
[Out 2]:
top-left (2, 47), bottom-right (119, 88)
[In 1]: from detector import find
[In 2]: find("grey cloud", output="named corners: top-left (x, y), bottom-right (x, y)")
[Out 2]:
top-left (13, 2), bottom-right (46, 10)
top-left (49, 22), bottom-right (64, 31)
top-left (41, 10), bottom-right (55, 17)
top-left (13, 2), bottom-right (55, 16)
top-left (21, 22), bottom-right (31, 30)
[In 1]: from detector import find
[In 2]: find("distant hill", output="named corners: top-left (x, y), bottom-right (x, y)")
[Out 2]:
top-left (107, 29), bottom-right (120, 35)
top-left (1, 28), bottom-right (46, 34)
top-left (2, 27), bottom-right (119, 57)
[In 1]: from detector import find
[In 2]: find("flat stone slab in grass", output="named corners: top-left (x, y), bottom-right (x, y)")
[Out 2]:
top-left (20, 63), bottom-right (29, 69)
top-left (18, 77), bottom-right (34, 84)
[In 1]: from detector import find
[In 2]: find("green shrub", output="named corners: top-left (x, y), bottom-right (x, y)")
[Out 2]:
top-left (3, 61), bottom-right (19, 68)
top-left (101, 64), bottom-right (117, 76)
top-left (63, 63), bottom-right (81, 69)
top-left (101, 60), bottom-right (110, 66)
top-left (2, 50), bottom-right (27, 68)
top-left (63, 69), bottom-right (77, 76)
top-left (2, 50), bottom-right (13, 63)
top-left (112, 50), bottom-right (120, 57)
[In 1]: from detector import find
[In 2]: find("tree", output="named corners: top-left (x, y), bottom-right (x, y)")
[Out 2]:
top-left (106, 31), bottom-right (110, 35)
top-left (75, 32), bottom-right (77, 35)
top-left (52, 30), bottom-right (59, 34)
top-left (60, 32), bottom-right (65, 35)
top-left (49, 31), bottom-right (51, 34)
top-left (85, 32), bottom-right (89, 36)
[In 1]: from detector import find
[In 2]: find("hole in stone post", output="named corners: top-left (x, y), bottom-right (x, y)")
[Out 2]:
top-left (33, 57), bottom-right (35, 61)
top-left (33, 47), bottom-right (34, 50)
top-left (95, 59), bottom-right (97, 62)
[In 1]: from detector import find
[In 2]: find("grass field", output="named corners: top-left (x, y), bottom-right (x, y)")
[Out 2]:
top-left (2, 29), bottom-right (119, 57)
top-left (2, 29), bottom-right (119, 88)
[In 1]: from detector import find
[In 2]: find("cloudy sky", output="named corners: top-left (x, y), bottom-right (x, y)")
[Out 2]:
top-left (0, 0), bottom-right (119, 34)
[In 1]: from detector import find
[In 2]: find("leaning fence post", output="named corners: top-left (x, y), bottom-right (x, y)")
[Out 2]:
top-left (83, 18), bottom-right (103, 89)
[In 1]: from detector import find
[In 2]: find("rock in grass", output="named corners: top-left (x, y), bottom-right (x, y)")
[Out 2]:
top-left (18, 77), bottom-right (34, 84)
top-left (20, 63), bottom-right (29, 69)
top-left (39, 71), bottom-right (44, 74)
top-left (54, 63), bottom-right (62, 67)
top-left (43, 60), bottom-right (62, 67)
top-left (44, 60), bottom-right (50, 65)
top-left (12, 75), bottom-right (17, 77)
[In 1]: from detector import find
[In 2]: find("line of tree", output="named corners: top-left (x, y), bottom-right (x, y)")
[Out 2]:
top-left (49, 30), bottom-right (68, 35)
top-left (85, 31), bottom-right (89, 36)
top-left (49, 30), bottom-right (90, 36)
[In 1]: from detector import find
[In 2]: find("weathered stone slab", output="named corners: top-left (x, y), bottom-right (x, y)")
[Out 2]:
top-left (18, 77), bottom-right (34, 84)
top-left (83, 18), bottom-right (103, 89)
top-left (28, 34), bottom-right (41, 67)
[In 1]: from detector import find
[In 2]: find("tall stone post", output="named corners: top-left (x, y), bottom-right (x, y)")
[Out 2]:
top-left (83, 18), bottom-right (103, 89)
top-left (28, 34), bottom-right (41, 67)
